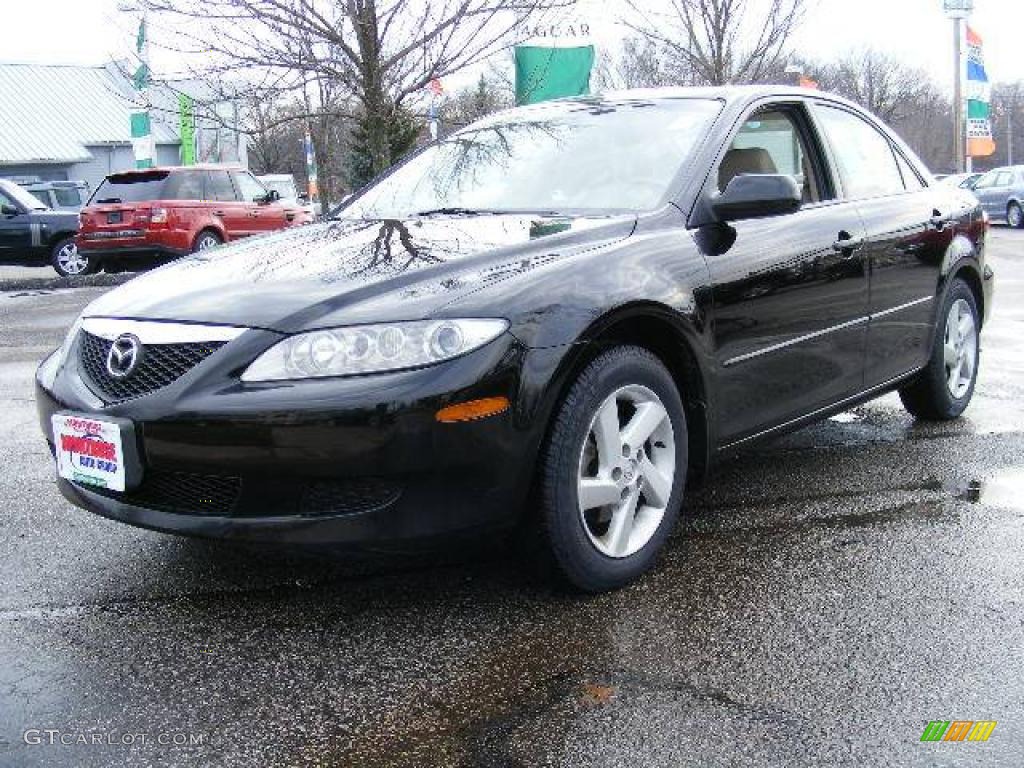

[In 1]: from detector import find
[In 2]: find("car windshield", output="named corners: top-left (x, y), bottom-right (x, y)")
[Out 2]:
top-left (0, 179), bottom-right (49, 210)
top-left (342, 97), bottom-right (723, 219)
top-left (90, 171), bottom-right (170, 204)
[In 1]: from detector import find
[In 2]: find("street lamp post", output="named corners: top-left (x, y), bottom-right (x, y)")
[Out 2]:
top-left (944, 0), bottom-right (974, 173)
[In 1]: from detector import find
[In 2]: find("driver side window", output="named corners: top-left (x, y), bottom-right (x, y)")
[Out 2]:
top-left (233, 172), bottom-right (268, 203)
top-left (719, 108), bottom-right (826, 204)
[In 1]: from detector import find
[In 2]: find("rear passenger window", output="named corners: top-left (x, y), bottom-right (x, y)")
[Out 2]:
top-left (205, 171), bottom-right (237, 202)
top-left (815, 105), bottom-right (905, 199)
top-left (163, 171), bottom-right (205, 200)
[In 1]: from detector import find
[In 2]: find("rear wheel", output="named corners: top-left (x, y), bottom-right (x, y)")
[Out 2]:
top-left (192, 229), bottom-right (222, 252)
top-left (538, 346), bottom-right (687, 592)
top-left (51, 237), bottom-right (96, 277)
top-left (1008, 202), bottom-right (1023, 229)
top-left (899, 279), bottom-right (980, 420)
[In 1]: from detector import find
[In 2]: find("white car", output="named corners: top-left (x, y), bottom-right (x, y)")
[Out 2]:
top-left (256, 174), bottom-right (319, 216)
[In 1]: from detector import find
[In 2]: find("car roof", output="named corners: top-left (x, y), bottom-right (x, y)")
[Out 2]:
top-left (471, 85), bottom-right (874, 132)
top-left (106, 164), bottom-right (243, 178)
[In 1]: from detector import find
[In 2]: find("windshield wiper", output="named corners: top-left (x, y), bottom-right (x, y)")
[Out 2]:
top-left (96, 197), bottom-right (123, 204)
top-left (412, 207), bottom-right (499, 217)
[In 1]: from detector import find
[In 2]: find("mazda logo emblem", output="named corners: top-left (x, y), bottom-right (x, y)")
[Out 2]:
top-left (106, 334), bottom-right (143, 379)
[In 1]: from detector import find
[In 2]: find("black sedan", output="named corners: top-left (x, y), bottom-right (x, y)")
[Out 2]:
top-left (36, 86), bottom-right (994, 592)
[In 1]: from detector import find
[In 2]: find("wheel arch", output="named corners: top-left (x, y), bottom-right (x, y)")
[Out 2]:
top-left (539, 302), bottom-right (713, 482)
top-left (193, 226), bottom-right (226, 248)
top-left (46, 230), bottom-right (78, 248)
top-left (940, 234), bottom-right (986, 328)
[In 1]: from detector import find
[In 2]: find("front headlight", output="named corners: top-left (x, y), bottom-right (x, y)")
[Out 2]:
top-left (38, 316), bottom-right (83, 389)
top-left (241, 318), bottom-right (509, 382)
top-left (57, 316), bottom-right (83, 365)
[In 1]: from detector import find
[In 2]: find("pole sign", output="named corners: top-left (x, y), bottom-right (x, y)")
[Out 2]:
top-left (943, 0), bottom-right (973, 19)
top-left (178, 94), bottom-right (196, 166)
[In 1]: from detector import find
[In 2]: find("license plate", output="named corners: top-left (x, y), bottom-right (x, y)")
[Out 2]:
top-left (107, 211), bottom-right (123, 224)
top-left (52, 414), bottom-right (128, 492)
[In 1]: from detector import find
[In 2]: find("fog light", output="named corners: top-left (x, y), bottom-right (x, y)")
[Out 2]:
top-left (436, 397), bottom-right (510, 423)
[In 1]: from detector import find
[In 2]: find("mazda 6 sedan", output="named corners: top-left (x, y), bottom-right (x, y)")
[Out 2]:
top-left (36, 86), bottom-right (994, 592)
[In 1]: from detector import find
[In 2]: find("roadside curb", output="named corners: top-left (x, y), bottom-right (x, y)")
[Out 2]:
top-left (0, 273), bottom-right (135, 293)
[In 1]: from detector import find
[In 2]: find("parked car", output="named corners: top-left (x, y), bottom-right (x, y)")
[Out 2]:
top-left (23, 180), bottom-right (91, 211)
top-left (935, 172), bottom-right (983, 190)
top-left (37, 87), bottom-right (993, 592)
top-left (75, 165), bottom-right (314, 275)
top-left (256, 173), bottom-right (318, 216)
top-left (970, 165), bottom-right (1024, 227)
top-left (0, 178), bottom-right (81, 276)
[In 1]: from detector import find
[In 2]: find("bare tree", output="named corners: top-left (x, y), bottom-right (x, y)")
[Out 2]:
top-left (806, 49), bottom-right (938, 124)
top-left (984, 81), bottom-right (1024, 170)
top-left (622, 0), bottom-right (806, 86)
top-left (802, 49), bottom-right (953, 172)
top-left (141, 0), bottom-right (572, 179)
top-left (593, 36), bottom-right (696, 90)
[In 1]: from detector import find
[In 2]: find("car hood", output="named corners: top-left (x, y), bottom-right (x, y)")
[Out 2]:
top-left (83, 214), bottom-right (636, 333)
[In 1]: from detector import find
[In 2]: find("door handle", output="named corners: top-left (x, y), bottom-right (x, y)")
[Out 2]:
top-left (831, 233), bottom-right (864, 253)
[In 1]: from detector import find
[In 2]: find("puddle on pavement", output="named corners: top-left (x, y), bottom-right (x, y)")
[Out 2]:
top-left (827, 411), bottom-right (864, 424)
top-left (963, 468), bottom-right (1024, 511)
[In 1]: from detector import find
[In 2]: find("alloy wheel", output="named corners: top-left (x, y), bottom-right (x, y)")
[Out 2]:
top-left (197, 234), bottom-right (220, 251)
top-left (577, 384), bottom-right (676, 558)
top-left (1009, 203), bottom-right (1023, 229)
top-left (57, 242), bottom-right (88, 275)
top-left (943, 298), bottom-right (977, 399)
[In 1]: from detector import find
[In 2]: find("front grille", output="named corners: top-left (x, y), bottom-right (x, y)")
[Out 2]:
top-left (79, 331), bottom-right (225, 403)
top-left (84, 469), bottom-right (242, 516)
top-left (300, 477), bottom-right (403, 516)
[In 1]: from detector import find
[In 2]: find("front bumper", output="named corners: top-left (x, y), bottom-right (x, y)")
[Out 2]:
top-left (37, 331), bottom-right (568, 546)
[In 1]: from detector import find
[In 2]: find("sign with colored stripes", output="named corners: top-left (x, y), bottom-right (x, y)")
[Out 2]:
top-left (920, 720), bottom-right (997, 742)
top-left (965, 26), bottom-right (995, 158)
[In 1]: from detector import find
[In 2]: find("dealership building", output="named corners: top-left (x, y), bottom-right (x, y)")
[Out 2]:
top-left (0, 61), bottom-right (246, 192)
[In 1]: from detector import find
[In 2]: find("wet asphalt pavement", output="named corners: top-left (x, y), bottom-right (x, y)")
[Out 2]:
top-left (1, 229), bottom-right (1023, 768)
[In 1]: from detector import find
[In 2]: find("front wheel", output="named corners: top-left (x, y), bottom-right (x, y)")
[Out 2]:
top-left (899, 278), bottom-right (980, 420)
top-left (538, 346), bottom-right (688, 592)
top-left (51, 237), bottom-right (96, 277)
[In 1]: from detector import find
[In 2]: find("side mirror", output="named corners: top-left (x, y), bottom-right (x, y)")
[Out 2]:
top-left (262, 189), bottom-right (281, 204)
top-left (1, 203), bottom-right (20, 216)
top-left (711, 174), bottom-right (802, 222)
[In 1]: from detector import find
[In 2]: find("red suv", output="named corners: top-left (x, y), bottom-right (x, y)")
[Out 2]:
top-left (76, 165), bottom-right (313, 273)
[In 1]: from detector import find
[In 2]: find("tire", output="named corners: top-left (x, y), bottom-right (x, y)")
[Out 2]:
top-left (51, 237), bottom-right (96, 277)
top-left (538, 346), bottom-right (688, 592)
top-left (899, 278), bottom-right (980, 420)
top-left (1008, 202), bottom-right (1023, 229)
top-left (192, 229), bottom-right (222, 252)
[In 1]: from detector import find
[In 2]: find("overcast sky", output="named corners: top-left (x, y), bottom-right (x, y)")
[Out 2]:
top-left (2, 0), bottom-right (1023, 95)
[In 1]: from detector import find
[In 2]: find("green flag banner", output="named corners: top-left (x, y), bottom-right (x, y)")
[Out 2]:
top-left (130, 110), bottom-right (154, 168)
top-left (178, 94), bottom-right (196, 165)
top-left (514, 45), bottom-right (594, 105)
top-left (133, 62), bottom-right (150, 91)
